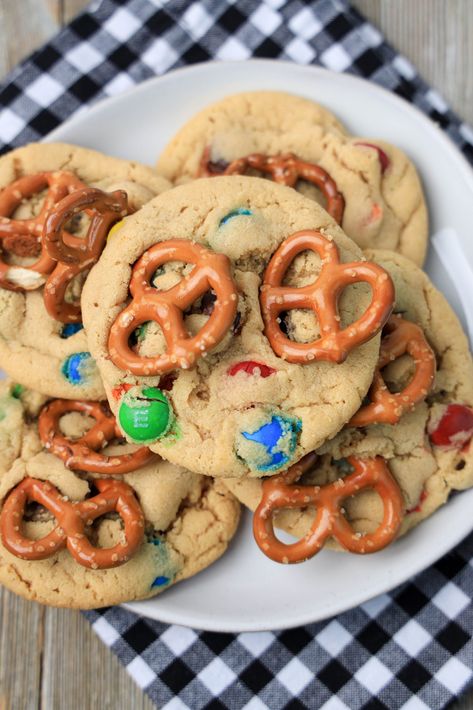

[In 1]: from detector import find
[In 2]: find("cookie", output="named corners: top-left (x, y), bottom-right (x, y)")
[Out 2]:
top-left (82, 176), bottom-right (394, 479)
top-left (0, 381), bottom-right (240, 608)
top-left (224, 250), bottom-right (473, 555)
top-left (314, 135), bottom-right (428, 265)
top-left (157, 92), bottom-right (427, 265)
top-left (0, 143), bottom-right (171, 399)
top-left (156, 91), bottom-right (346, 183)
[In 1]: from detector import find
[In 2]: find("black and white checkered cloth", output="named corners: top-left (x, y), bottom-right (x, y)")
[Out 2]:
top-left (1, 0), bottom-right (473, 707)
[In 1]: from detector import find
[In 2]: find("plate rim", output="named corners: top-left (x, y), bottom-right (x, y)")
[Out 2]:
top-left (123, 493), bottom-right (473, 632)
top-left (46, 58), bottom-right (473, 185)
top-left (47, 59), bottom-right (473, 632)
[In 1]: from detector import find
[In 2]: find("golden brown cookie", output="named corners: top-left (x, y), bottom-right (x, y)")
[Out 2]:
top-left (224, 250), bottom-right (473, 549)
top-left (157, 92), bottom-right (427, 265)
top-left (156, 90), bottom-right (347, 183)
top-left (81, 176), bottom-right (393, 479)
top-left (0, 142), bottom-right (171, 399)
top-left (0, 381), bottom-right (240, 608)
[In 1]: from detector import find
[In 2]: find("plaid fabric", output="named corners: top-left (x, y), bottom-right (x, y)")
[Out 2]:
top-left (87, 535), bottom-right (473, 708)
top-left (1, 0), bottom-right (473, 708)
top-left (1, 0), bottom-right (473, 160)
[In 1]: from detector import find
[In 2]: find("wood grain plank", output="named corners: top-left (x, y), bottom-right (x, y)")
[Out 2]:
top-left (0, 590), bottom-right (44, 710)
top-left (0, 3), bottom-right (8, 81)
top-left (45, 1), bottom-right (62, 25)
top-left (41, 608), bottom-right (153, 710)
top-left (0, 0), bottom-right (59, 78)
top-left (354, 0), bottom-right (473, 124)
top-left (63, 0), bottom-right (89, 25)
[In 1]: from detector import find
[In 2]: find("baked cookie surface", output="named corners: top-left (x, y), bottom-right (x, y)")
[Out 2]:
top-left (156, 91), bottom-right (346, 183)
top-left (224, 250), bottom-right (473, 545)
top-left (0, 381), bottom-right (240, 608)
top-left (314, 135), bottom-right (427, 265)
top-left (0, 143), bottom-right (171, 399)
top-left (81, 176), bottom-right (391, 479)
top-left (157, 92), bottom-right (427, 265)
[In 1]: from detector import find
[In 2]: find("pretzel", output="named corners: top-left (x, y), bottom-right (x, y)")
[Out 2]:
top-left (108, 240), bottom-right (238, 375)
top-left (253, 453), bottom-right (403, 563)
top-left (38, 399), bottom-right (156, 474)
top-left (43, 187), bottom-right (128, 264)
top-left (223, 153), bottom-right (345, 225)
top-left (349, 315), bottom-right (436, 427)
top-left (260, 230), bottom-right (394, 363)
top-left (42, 187), bottom-right (129, 323)
top-left (42, 262), bottom-right (84, 323)
top-left (0, 171), bottom-right (85, 291)
top-left (0, 477), bottom-right (144, 569)
top-left (199, 146), bottom-right (231, 177)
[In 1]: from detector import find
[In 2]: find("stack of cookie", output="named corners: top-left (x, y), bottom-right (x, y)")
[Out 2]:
top-left (0, 91), bottom-right (471, 609)
top-left (0, 144), bottom-right (240, 607)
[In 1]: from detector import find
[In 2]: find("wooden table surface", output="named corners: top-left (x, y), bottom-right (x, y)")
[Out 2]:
top-left (0, 1), bottom-right (472, 708)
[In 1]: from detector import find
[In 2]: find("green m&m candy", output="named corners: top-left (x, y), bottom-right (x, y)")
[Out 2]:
top-left (118, 386), bottom-right (172, 443)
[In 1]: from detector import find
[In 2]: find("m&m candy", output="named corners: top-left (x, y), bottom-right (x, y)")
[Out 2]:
top-left (428, 404), bottom-right (473, 449)
top-left (118, 386), bottom-right (173, 443)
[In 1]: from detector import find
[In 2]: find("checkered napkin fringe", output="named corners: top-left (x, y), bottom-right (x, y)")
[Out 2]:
top-left (2, 0), bottom-right (473, 708)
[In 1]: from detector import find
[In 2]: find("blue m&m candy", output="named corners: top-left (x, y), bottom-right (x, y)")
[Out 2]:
top-left (149, 536), bottom-right (175, 590)
top-left (219, 208), bottom-right (252, 225)
top-left (242, 414), bottom-right (301, 472)
top-left (61, 352), bottom-right (94, 385)
top-left (60, 323), bottom-right (84, 339)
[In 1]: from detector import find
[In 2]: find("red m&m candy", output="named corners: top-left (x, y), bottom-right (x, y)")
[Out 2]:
top-left (228, 361), bottom-right (276, 378)
top-left (407, 489), bottom-right (428, 514)
top-left (428, 404), bottom-right (473, 448)
top-left (354, 142), bottom-right (390, 174)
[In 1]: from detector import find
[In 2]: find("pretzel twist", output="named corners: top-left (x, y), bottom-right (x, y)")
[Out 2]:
top-left (253, 454), bottom-right (403, 563)
top-left (198, 146), bottom-right (230, 177)
top-left (0, 171), bottom-right (85, 291)
top-left (350, 315), bottom-right (436, 427)
top-left (43, 262), bottom-right (84, 323)
top-left (0, 477), bottom-right (144, 569)
top-left (38, 399), bottom-right (156, 474)
top-left (43, 187), bottom-right (128, 264)
top-left (42, 187), bottom-right (129, 323)
top-left (108, 240), bottom-right (238, 376)
top-left (224, 153), bottom-right (345, 225)
top-left (260, 230), bottom-right (394, 363)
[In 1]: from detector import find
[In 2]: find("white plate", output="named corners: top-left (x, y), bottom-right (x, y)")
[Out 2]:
top-left (47, 60), bottom-right (473, 632)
